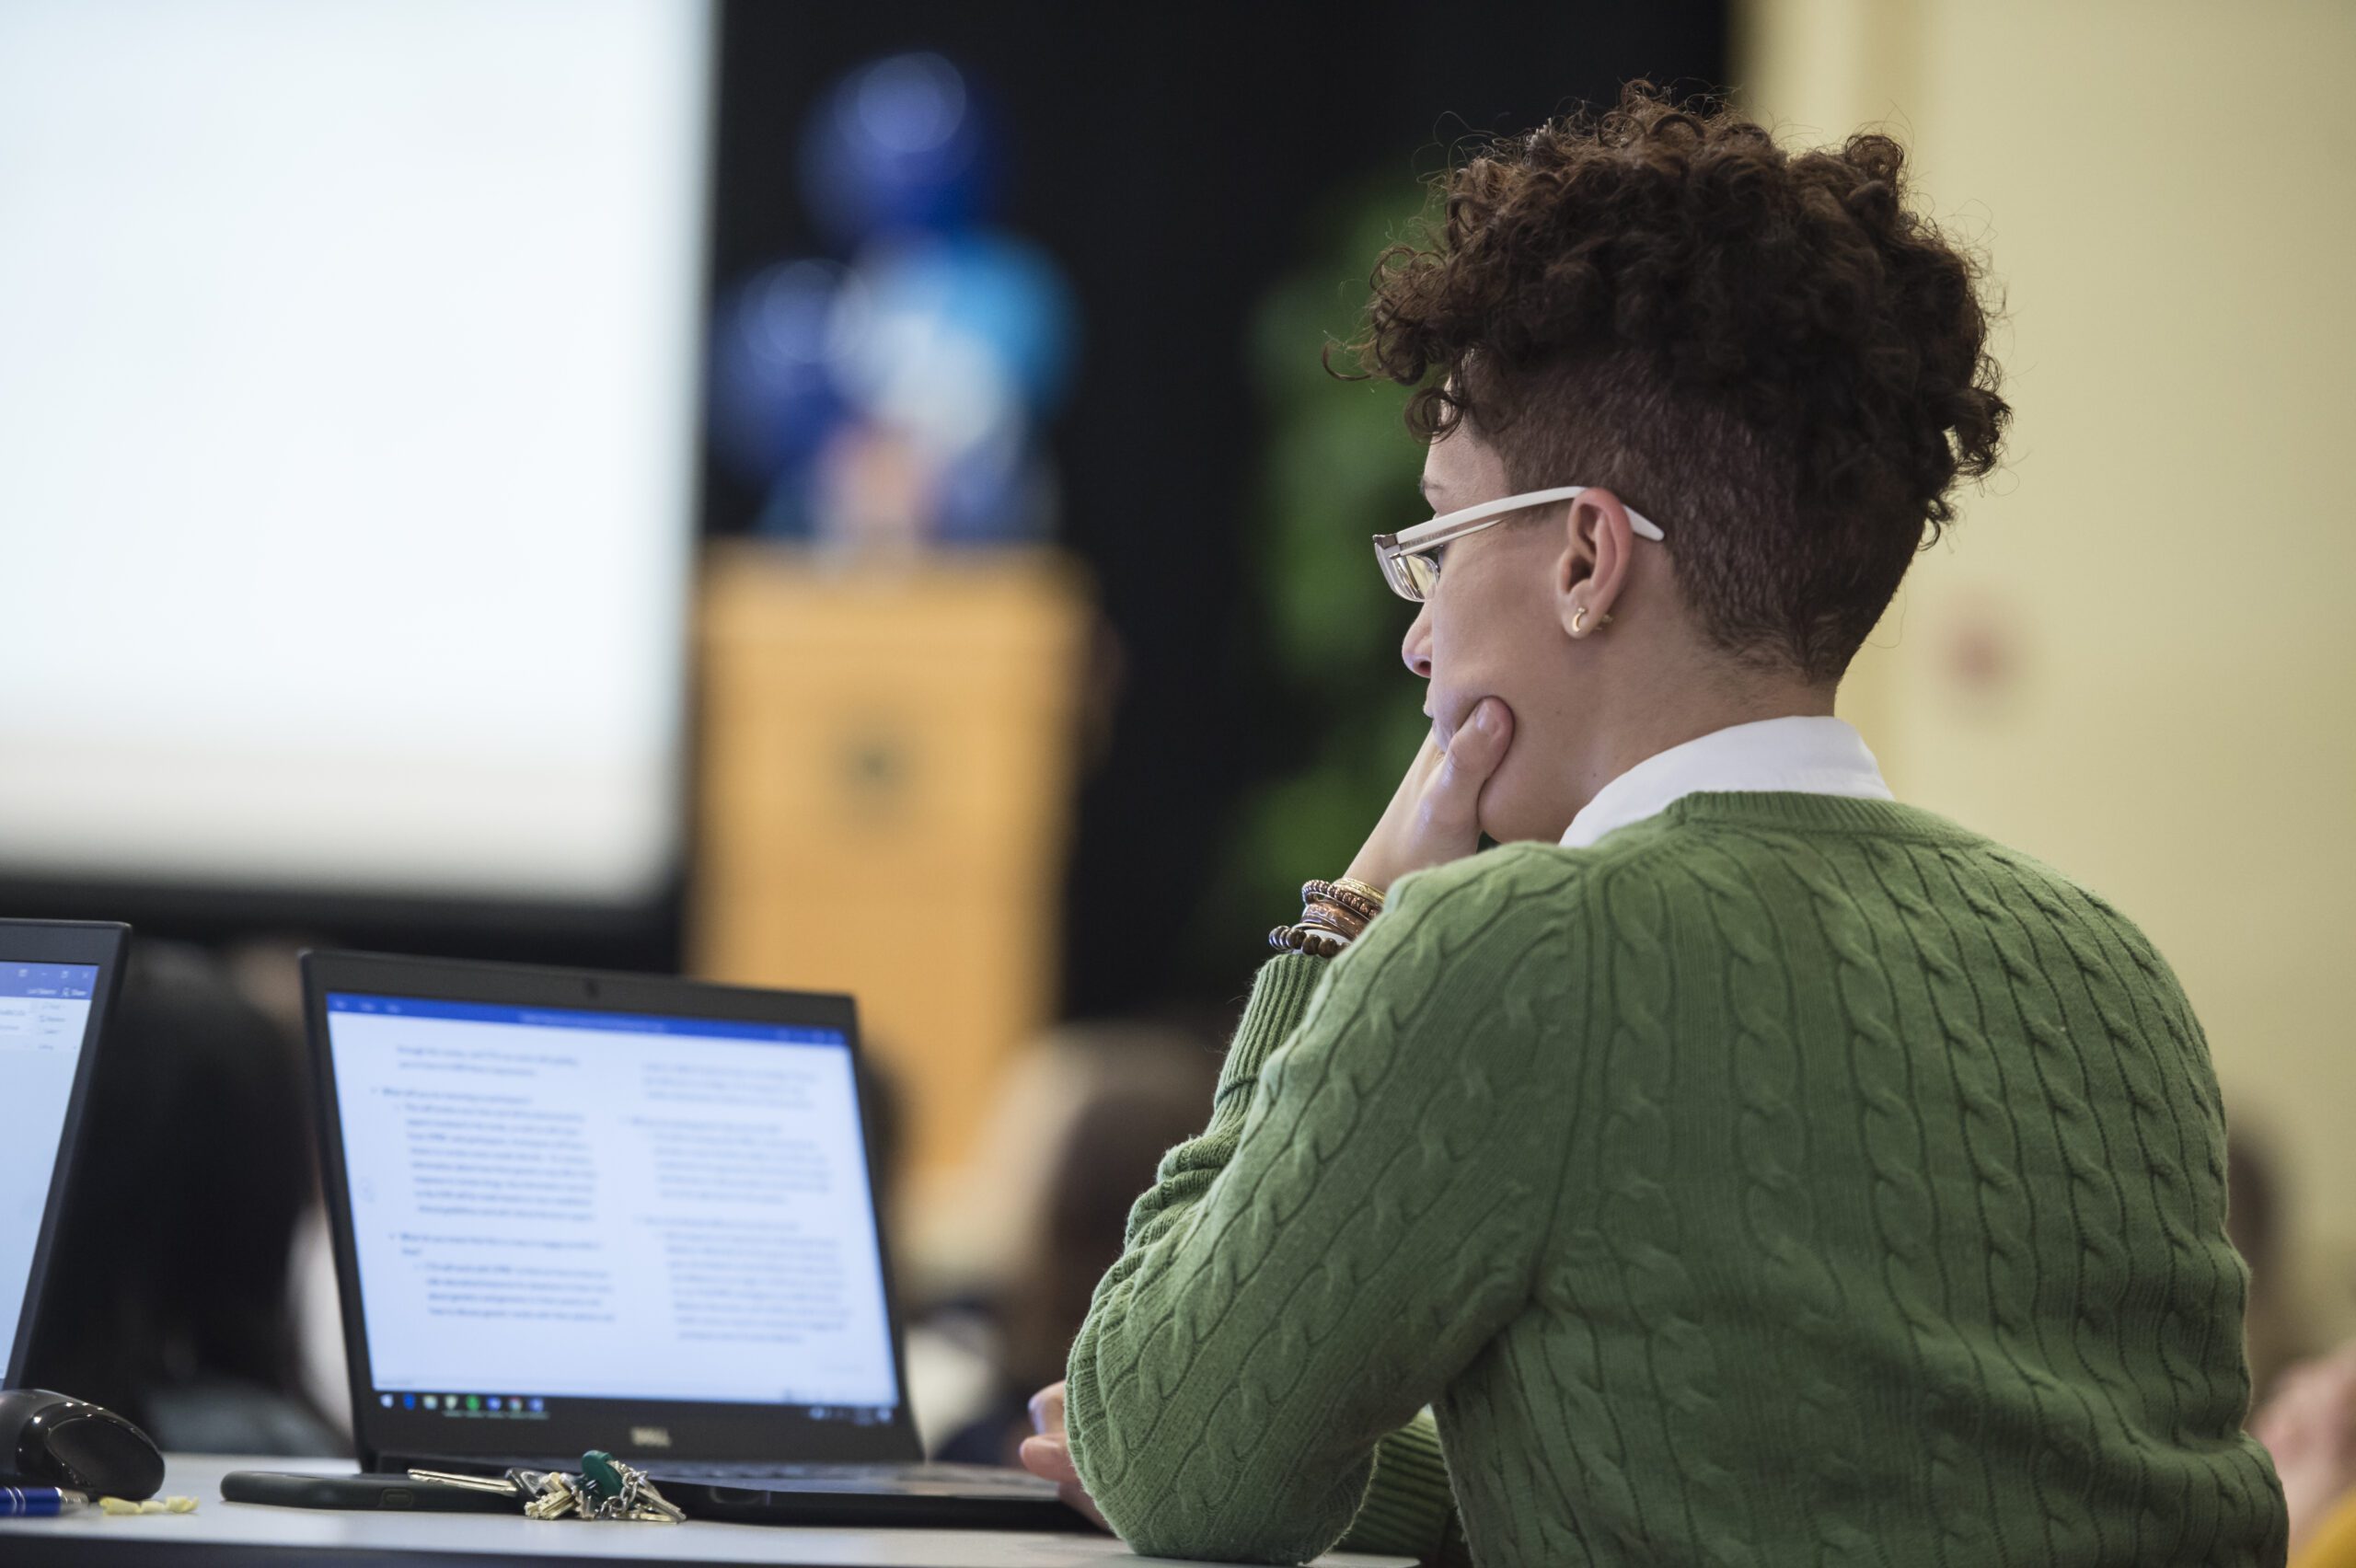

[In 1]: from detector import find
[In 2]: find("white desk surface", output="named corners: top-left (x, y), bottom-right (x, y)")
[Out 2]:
top-left (0, 1454), bottom-right (1414, 1567)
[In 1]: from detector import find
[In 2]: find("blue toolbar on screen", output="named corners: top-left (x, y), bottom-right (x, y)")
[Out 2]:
top-left (325, 992), bottom-right (844, 1044)
top-left (0, 964), bottom-right (98, 1000)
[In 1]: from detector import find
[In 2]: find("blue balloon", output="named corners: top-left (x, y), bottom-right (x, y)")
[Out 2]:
top-left (801, 53), bottom-right (994, 246)
top-left (858, 232), bottom-right (1079, 415)
top-left (709, 259), bottom-right (851, 489)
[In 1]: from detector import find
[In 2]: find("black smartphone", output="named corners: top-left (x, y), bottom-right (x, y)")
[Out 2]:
top-left (220, 1470), bottom-right (516, 1514)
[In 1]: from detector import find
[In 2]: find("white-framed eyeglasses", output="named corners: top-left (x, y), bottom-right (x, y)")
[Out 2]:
top-left (1371, 485), bottom-right (1666, 602)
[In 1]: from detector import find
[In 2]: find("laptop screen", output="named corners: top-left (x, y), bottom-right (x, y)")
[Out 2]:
top-left (322, 990), bottom-right (901, 1427)
top-left (0, 960), bottom-right (102, 1372)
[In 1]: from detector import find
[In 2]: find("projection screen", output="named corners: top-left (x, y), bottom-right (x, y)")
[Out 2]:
top-left (0, 0), bottom-right (711, 904)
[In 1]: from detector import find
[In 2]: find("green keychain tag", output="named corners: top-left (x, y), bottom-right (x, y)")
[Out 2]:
top-left (581, 1450), bottom-right (625, 1503)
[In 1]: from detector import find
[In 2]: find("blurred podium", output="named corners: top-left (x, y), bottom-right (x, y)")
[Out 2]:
top-left (692, 541), bottom-right (1091, 1278)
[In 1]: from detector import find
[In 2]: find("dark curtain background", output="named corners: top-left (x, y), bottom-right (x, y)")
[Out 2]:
top-left (707, 0), bottom-right (1728, 1021)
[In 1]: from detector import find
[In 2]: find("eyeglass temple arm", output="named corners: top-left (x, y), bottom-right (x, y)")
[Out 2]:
top-left (1384, 485), bottom-right (1664, 548)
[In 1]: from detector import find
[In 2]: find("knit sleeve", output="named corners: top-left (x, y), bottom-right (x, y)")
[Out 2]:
top-left (1064, 858), bottom-right (1563, 1564)
top-left (1332, 1411), bottom-right (1461, 1564)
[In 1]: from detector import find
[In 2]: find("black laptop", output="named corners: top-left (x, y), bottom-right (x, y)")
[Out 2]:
top-left (302, 949), bottom-right (1081, 1529)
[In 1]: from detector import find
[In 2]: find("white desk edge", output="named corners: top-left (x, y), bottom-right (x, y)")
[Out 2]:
top-left (0, 1453), bottom-right (1415, 1566)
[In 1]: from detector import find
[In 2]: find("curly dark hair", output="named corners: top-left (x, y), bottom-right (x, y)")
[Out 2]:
top-left (1343, 83), bottom-right (2009, 680)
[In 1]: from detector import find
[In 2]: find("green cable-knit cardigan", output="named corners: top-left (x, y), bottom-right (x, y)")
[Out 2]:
top-left (1065, 791), bottom-right (2286, 1566)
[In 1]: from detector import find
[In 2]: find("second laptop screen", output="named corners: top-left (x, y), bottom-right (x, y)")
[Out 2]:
top-left (0, 961), bottom-right (101, 1376)
top-left (325, 993), bottom-right (900, 1414)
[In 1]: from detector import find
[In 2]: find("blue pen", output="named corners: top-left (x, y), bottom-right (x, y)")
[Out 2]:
top-left (0, 1487), bottom-right (88, 1516)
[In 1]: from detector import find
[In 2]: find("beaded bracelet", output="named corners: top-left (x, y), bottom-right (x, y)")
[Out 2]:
top-left (1270, 873), bottom-right (1389, 958)
top-left (1268, 923), bottom-right (1353, 958)
top-left (1301, 879), bottom-right (1384, 927)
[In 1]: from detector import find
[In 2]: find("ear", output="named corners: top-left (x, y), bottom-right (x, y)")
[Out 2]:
top-left (1553, 489), bottom-right (1638, 640)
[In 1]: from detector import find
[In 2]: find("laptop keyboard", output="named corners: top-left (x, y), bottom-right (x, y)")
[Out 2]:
top-left (659, 1459), bottom-right (1043, 1490)
top-left (455, 1454), bottom-right (1050, 1496)
top-left (661, 1460), bottom-right (993, 1481)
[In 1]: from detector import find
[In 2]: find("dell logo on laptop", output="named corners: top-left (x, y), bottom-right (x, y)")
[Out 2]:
top-left (630, 1426), bottom-right (673, 1448)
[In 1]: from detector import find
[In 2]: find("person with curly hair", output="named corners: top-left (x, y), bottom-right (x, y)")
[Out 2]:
top-left (1019, 85), bottom-right (2285, 1565)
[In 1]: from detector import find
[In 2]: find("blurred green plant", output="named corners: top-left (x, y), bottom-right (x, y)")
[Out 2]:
top-left (1186, 179), bottom-right (1441, 965)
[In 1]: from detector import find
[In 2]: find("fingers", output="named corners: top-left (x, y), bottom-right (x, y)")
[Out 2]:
top-left (1022, 1382), bottom-right (1077, 1484)
top-left (1019, 1378), bottom-right (1111, 1534)
top-left (1449, 697), bottom-right (1513, 778)
top-left (1019, 1434), bottom-right (1080, 1484)
top-left (1347, 698), bottom-right (1514, 891)
top-left (1022, 1435), bottom-right (1112, 1533)
top-left (1424, 698), bottom-right (1513, 835)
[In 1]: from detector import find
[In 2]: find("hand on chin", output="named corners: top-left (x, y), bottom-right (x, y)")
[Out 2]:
top-left (1347, 697), bottom-right (1516, 892)
top-left (1469, 757), bottom-right (1564, 847)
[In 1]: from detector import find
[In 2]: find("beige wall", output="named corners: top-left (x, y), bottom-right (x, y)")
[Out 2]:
top-left (1736, 0), bottom-right (2356, 1339)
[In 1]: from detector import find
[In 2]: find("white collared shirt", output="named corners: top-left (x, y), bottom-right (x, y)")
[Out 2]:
top-left (1558, 715), bottom-right (1894, 849)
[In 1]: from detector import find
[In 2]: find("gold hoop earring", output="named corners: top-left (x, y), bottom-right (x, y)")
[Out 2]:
top-left (1572, 605), bottom-right (1592, 635)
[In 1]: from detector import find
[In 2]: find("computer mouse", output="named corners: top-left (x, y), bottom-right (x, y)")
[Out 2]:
top-left (0, 1389), bottom-right (166, 1500)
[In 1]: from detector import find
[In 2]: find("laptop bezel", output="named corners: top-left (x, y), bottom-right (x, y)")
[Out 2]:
top-left (1, 917), bottom-right (130, 1389)
top-left (302, 948), bottom-right (924, 1469)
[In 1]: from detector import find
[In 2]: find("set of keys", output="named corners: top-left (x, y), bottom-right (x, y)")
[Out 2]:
top-left (408, 1451), bottom-right (686, 1523)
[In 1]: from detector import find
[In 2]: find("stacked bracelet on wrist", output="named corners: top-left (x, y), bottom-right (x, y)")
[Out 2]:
top-left (1267, 923), bottom-right (1351, 957)
top-left (1267, 876), bottom-right (1388, 957)
top-left (1305, 878), bottom-right (1385, 927)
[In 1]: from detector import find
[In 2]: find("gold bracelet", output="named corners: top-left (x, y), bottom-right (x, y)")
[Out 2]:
top-left (1297, 901), bottom-right (1369, 940)
top-left (1302, 880), bottom-right (1382, 927)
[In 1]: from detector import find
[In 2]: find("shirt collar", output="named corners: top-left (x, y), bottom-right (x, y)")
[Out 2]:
top-left (1558, 714), bottom-right (1894, 849)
